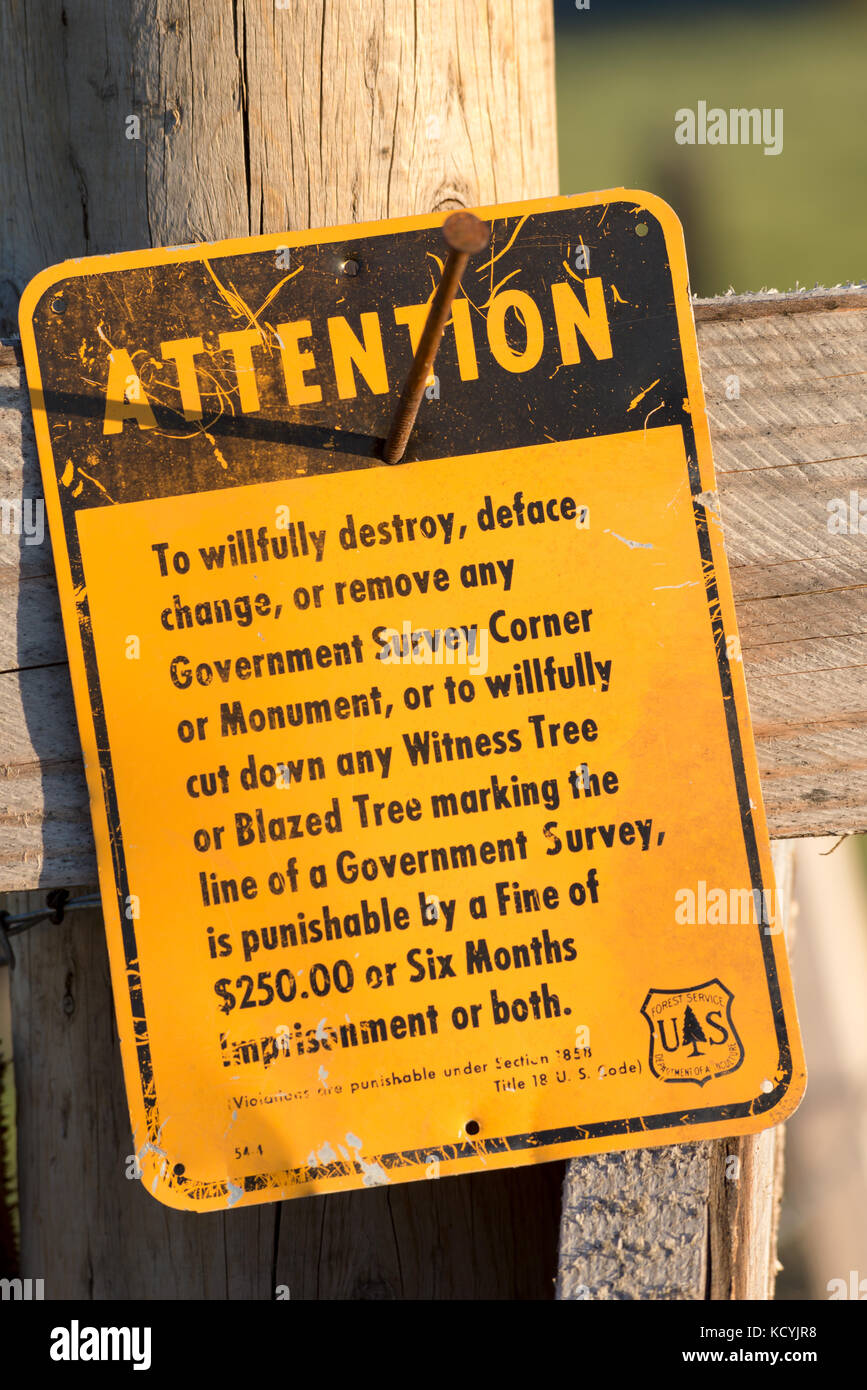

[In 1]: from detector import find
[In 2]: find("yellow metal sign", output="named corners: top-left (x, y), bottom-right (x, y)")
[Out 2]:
top-left (20, 192), bottom-right (805, 1209)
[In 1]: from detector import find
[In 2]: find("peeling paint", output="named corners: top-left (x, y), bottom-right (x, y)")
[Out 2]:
top-left (605, 529), bottom-right (652, 550)
top-left (693, 489), bottom-right (720, 516)
top-left (203, 257), bottom-right (302, 344)
top-left (560, 259), bottom-right (586, 285)
top-left (202, 430), bottom-right (229, 470)
top-left (481, 267), bottom-right (523, 308)
top-left (627, 377), bottom-right (660, 411)
top-left (77, 468), bottom-right (116, 503)
top-left (360, 1161), bottom-right (390, 1188)
top-left (475, 213), bottom-right (529, 294)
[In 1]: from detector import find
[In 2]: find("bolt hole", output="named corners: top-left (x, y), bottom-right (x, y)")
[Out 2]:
top-left (465, 1119), bottom-right (480, 1136)
top-left (51, 295), bottom-right (67, 313)
top-left (635, 222), bottom-right (649, 238)
top-left (173, 1163), bottom-right (185, 1176)
top-left (341, 258), bottom-right (360, 277)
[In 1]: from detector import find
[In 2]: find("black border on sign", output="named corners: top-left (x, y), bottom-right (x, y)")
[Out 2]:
top-left (27, 197), bottom-right (795, 1205)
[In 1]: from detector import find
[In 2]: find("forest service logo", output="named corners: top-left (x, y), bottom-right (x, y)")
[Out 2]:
top-left (640, 979), bottom-right (744, 1086)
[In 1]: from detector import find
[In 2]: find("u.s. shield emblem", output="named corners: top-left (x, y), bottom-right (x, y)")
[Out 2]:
top-left (640, 979), bottom-right (744, 1086)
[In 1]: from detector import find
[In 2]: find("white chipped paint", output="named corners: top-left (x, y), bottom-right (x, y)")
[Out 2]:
top-left (360, 1161), bottom-right (390, 1188)
top-left (693, 489), bottom-right (721, 515)
top-left (605, 529), bottom-right (653, 550)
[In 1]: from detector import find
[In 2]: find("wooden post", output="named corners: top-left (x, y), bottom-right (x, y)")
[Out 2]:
top-left (1, 0), bottom-right (566, 1300)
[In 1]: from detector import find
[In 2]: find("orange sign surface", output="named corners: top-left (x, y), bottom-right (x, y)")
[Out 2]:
top-left (20, 192), bottom-right (805, 1209)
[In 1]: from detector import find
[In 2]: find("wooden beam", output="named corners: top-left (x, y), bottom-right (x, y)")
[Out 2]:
top-left (3, 290), bottom-right (866, 885)
top-left (702, 294), bottom-right (867, 839)
top-left (693, 286), bottom-right (867, 321)
top-left (557, 1129), bottom-right (786, 1300)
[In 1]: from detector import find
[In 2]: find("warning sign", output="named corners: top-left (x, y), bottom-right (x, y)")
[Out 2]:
top-left (20, 192), bottom-right (805, 1209)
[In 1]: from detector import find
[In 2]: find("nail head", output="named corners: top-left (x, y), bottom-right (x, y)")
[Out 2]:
top-left (442, 211), bottom-right (490, 256)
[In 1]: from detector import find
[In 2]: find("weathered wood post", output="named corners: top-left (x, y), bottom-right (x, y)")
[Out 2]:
top-left (2, 0), bottom-right (567, 1299)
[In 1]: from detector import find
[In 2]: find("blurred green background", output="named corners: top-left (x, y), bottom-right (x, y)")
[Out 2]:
top-left (558, 0), bottom-right (867, 1304)
top-left (555, 0), bottom-right (867, 297)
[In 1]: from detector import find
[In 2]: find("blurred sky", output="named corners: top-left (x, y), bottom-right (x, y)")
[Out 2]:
top-left (555, 0), bottom-right (867, 296)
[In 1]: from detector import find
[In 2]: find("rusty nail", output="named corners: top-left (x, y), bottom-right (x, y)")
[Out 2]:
top-left (381, 210), bottom-right (490, 465)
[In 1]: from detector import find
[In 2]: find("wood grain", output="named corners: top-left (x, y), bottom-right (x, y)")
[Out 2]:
top-left (6, 888), bottom-right (275, 1298)
top-left (557, 1144), bottom-right (715, 1300)
top-left (0, 0), bottom-right (557, 328)
top-left (2, 0), bottom-right (566, 1302)
top-left (701, 299), bottom-right (867, 837)
top-left (693, 286), bottom-right (867, 321)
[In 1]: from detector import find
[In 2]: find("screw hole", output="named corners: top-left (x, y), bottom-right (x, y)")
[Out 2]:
top-left (51, 295), bottom-right (67, 313)
top-left (341, 258), bottom-right (360, 277)
top-left (173, 1163), bottom-right (185, 1176)
top-left (465, 1119), bottom-right (480, 1136)
top-left (635, 222), bottom-right (649, 238)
